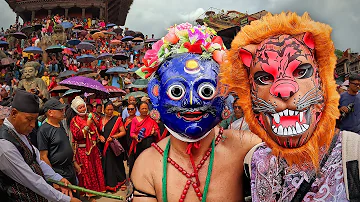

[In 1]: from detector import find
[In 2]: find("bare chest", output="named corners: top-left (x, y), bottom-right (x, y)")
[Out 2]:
top-left (152, 146), bottom-right (245, 202)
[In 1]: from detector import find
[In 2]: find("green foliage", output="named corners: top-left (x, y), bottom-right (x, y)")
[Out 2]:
top-left (335, 49), bottom-right (343, 59)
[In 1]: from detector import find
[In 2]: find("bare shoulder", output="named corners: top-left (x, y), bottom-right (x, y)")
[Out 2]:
top-left (223, 129), bottom-right (262, 155)
top-left (131, 137), bottom-right (170, 195)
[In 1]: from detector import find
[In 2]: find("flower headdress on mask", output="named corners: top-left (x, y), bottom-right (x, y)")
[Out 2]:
top-left (221, 12), bottom-right (340, 168)
top-left (139, 23), bottom-right (228, 142)
top-left (137, 22), bottom-right (226, 79)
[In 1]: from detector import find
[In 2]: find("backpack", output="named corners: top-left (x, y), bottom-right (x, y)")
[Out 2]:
top-left (244, 131), bottom-right (360, 201)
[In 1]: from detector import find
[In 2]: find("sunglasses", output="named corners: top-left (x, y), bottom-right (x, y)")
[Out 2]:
top-left (128, 108), bottom-right (135, 111)
top-left (350, 82), bottom-right (360, 87)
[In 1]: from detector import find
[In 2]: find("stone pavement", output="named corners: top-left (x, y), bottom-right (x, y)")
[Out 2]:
top-left (81, 161), bottom-right (132, 202)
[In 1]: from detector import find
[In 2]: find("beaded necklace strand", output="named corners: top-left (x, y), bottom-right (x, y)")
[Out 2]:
top-left (151, 129), bottom-right (223, 202)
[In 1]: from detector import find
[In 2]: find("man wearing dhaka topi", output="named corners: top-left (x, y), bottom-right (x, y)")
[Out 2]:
top-left (130, 23), bottom-right (261, 202)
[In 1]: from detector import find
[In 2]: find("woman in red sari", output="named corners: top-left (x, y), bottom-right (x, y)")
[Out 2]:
top-left (128, 102), bottom-right (160, 173)
top-left (69, 96), bottom-right (105, 202)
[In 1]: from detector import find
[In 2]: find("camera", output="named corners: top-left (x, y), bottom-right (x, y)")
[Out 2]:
top-left (340, 103), bottom-right (355, 120)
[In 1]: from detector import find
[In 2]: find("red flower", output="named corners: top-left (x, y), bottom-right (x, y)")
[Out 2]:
top-left (211, 36), bottom-right (224, 50)
top-left (183, 40), bottom-right (203, 54)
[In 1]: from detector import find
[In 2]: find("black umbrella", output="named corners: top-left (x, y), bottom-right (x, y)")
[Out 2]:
top-left (21, 26), bottom-right (33, 33)
top-left (113, 53), bottom-right (129, 60)
top-left (134, 31), bottom-right (145, 39)
top-left (89, 29), bottom-right (100, 34)
top-left (124, 30), bottom-right (136, 36)
top-left (46, 45), bottom-right (63, 53)
top-left (99, 69), bottom-right (109, 77)
top-left (58, 70), bottom-right (76, 78)
top-left (33, 24), bottom-right (43, 31)
top-left (113, 27), bottom-right (123, 34)
top-left (13, 32), bottom-right (27, 39)
top-left (77, 68), bottom-right (94, 75)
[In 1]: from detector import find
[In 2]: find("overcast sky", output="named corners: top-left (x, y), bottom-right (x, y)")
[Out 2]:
top-left (0, 0), bottom-right (359, 52)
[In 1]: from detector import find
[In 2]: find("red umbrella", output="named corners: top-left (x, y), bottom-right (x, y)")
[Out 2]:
top-left (73, 25), bottom-right (83, 30)
top-left (110, 40), bottom-right (121, 45)
top-left (62, 48), bottom-right (73, 55)
top-left (49, 85), bottom-right (70, 93)
top-left (105, 86), bottom-right (126, 97)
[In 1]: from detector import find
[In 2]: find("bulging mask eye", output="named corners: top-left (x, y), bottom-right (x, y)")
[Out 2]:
top-left (198, 83), bottom-right (216, 100)
top-left (254, 71), bottom-right (274, 85)
top-left (167, 84), bottom-right (185, 100)
top-left (293, 63), bottom-right (314, 79)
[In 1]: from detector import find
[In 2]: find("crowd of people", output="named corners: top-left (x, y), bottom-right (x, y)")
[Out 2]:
top-left (0, 10), bottom-right (359, 202)
top-left (0, 12), bottom-right (165, 202)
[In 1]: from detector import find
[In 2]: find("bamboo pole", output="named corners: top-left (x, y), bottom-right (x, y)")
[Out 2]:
top-left (48, 179), bottom-right (123, 200)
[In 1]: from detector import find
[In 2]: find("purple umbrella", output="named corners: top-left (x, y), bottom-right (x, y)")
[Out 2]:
top-left (97, 53), bottom-right (113, 60)
top-left (145, 38), bottom-right (159, 43)
top-left (121, 36), bottom-right (134, 42)
top-left (13, 32), bottom-right (27, 39)
top-left (59, 76), bottom-right (110, 98)
top-left (77, 42), bottom-right (95, 50)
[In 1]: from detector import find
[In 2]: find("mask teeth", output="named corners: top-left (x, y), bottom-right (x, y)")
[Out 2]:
top-left (272, 122), bottom-right (309, 136)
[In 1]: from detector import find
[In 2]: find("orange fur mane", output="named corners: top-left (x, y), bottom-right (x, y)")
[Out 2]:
top-left (220, 12), bottom-right (340, 167)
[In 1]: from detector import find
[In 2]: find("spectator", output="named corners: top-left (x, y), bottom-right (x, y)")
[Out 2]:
top-left (128, 102), bottom-right (159, 174)
top-left (122, 96), bottom-right (140, 120)
top-left (98, 101), bottom-right (127, 192)
top-left (37, 98), bottom-right (79, 197)
top-left (220, 98), bottom-right (249, 130)
top-left (339, 74), bottom-right (360, 134)
top-left (41, 71), bottom-right (50, 86)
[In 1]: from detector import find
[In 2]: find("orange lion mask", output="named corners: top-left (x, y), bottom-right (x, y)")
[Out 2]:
top-left (221, 12), bottom-right (340, 167)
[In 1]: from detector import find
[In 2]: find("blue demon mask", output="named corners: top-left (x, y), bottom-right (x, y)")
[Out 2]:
top-left (148, 53), bottom-right (225, 142)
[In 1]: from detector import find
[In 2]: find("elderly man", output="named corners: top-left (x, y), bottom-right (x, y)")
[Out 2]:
top-left (0, 90), bottom-right (80, 202)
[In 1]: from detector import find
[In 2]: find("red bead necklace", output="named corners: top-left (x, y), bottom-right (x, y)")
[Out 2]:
top-left (151, 128), bottom-right (224, 202)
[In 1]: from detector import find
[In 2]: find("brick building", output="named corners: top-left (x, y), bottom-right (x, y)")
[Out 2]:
top-left (335, 49), bottom-right (360, 79)
top-left (5, 0), bottom-right (133, 25)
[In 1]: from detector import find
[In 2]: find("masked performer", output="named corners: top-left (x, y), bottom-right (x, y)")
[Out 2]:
top-left (221, 12), bottom-right (360, 201)
top-left (130, 23), bottom-right (261, 202)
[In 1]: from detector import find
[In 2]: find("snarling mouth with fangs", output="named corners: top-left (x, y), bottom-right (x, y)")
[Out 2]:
top-left (176, 111), bottom-right (209, 122)
top-left (266, 108), bottom-right (312, 137)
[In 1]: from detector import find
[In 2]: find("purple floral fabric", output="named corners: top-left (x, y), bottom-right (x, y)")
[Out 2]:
top-left (251, 133), bottom-right (348, 201)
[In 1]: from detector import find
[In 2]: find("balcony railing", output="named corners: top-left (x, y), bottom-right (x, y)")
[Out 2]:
top-left (15, 0), bottom-right (103, 4)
